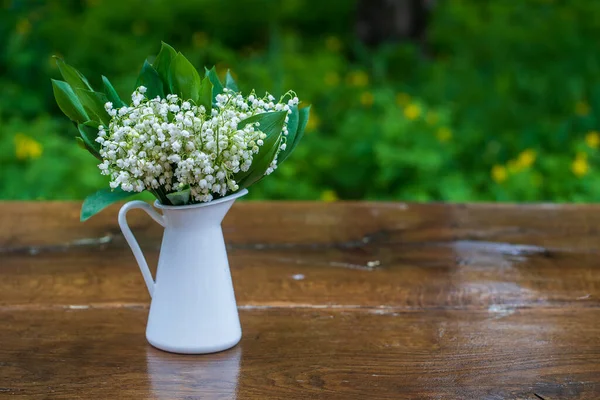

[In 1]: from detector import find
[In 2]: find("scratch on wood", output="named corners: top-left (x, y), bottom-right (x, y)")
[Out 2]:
top-left (229, 230), bottom-right (389, 252)
top-left (71, 236), bottom-right (113, 246)
top-left (452, 240), bottom-right (550, 258)
top-left (534, 393), bottom-right (546, 400)
top-left (0, 303), bottom-right (148, 312)
top-left (1, 302), bottom-right (597, 313)
top-left (487, 304), bottom-right (516, 320)
top-left (238, 303), bottom-right (367, 310)
top-left (275, 257), bottom-right (382, 271)
top-left (0, 234), bottom-right (114, 255)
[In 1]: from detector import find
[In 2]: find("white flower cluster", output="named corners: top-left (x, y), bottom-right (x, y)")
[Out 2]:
top-left (97, 86), bottom-right (299, 203)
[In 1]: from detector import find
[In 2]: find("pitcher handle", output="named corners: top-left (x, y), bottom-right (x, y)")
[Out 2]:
top-left (118, 200), bottom-right (165, 298)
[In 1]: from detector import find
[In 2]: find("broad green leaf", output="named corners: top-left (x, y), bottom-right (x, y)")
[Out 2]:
top-left (78, 121), bottom-right (102, 160)
top-left (225, 70), bottom-right (239, 92)
top-left (102, 76), bottom-right (125, 108)
top-left (198, 76), bottom-right (213, 115)
top-left (81, 187), bottom-right (133, 221)
top-left (277, 105), bottom-right (299, 163)
top-left (238, 135), bottom-right (282, 189)
top-left (51, 79), bottom-right (89, 123)
top-left (135, 60), bottom-right (164, 99)
top-left (237, 110), bottom-right (288, 133)
top-left (205, 66), bottom-right (223, 100)
top-left (168, 52), bottom-right (201, 102)
top-left (54, 57), bottom-right (93, 91)
top-left (166, 188), bottom-right (191, 205)
top-left (153, 42), bottom-right (177, 94)
top-left (292, 105), bottom-right (310, 151)
top-left (235, 111), bottom-right (287, 185)
top-left (75, 89), bottom-right (111, 126)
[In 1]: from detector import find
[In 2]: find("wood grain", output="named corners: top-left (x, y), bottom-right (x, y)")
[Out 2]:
top-left (1, 308), bottom-right (598, 399)
top-left (0, 201), bottom-right (599, 398)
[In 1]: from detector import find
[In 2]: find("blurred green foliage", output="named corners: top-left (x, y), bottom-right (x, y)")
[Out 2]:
top-left (2, 0), bottom-right (600, 202)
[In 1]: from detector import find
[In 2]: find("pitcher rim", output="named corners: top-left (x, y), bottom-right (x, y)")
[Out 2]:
top-left (153, 188), bottom-right (249, 210)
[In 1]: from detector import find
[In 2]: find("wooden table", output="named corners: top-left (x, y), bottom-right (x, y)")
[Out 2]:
top-left (1, 202), bottom-right (599, 399)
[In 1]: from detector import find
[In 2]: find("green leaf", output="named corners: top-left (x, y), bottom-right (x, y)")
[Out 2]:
top-left (81, 188), bottom-right (133, 221)
top-left (135, 60), bottom-right (165, 99)
top-left (168, 52), bottom-right (201, 102)
top-left (292, 105), bottom-right (310, 151)
top-left (237, 110), bottom-right (288, 133)
top-left (54, 57), bottom-right (93, 91)
top-left (78, 121), bottom-right (102, 160)
top-left (278, 105), bottom-right (299, 163)
top-left (225, 70), bottom-right (239, 92)
top-left (198, 76), bottom-right (213, 115)
top-left (51, 79), bottom-right (89, 123)
top-left (102, 76), bottom-right (125, 108)
top-left (238, 135), bottom-right (282, 189)
top-left (205, 66), bottom-right (223, 100)
top-left (75, 89), bottom-right (111, 126)
top-left (235, 111), bottom-right (287, 186)
top-left (166, 187), bottom-right (191, 205)
top-left (153, 42), bottom-right (177, 94)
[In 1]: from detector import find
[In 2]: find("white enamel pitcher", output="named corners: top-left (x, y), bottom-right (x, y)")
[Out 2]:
top-left (118, 189), bottom-right (248, 354)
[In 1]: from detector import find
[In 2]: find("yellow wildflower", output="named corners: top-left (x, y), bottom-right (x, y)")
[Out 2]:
top-left (16, 18), bottom-right (31, 36)
top-left (425, 111), bottom-right (438, 126)
top-left (396, 93), bottom-right (411, 106)
top-left (325, 36), bottom-right (342, 52)
top-left (320, 190), bottom-right (339, 202)
top-left (585, 131), bottom-right (600, 149)
top-left (360, 92), bottom-right (374, 107)
top-left (436, 127), bottom-right (452, 142)
top-left (14, 133), bottom-right (43, 160)
top-left (403, 103), bottom-right (421, 120)
top-left (306, 113), bottom-right (320, 132)
top-left (516, 149), bottom-right (536, 168)
top-left (324, 72), bottom-right (340, 87)
top-left (347, 71), bottom-right (369, 87)
top-left (491, 165), bottom-right (507, 183)
top-left (192, 32), bottom-right (209, 48)
top-left (575, 101), bottom-right (590, 116)
top-left (572, 153), bottom-right (589, 177)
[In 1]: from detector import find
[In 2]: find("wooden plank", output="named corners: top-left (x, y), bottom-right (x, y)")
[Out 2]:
top-left (3, 201), bottom-right (600, 249)
top-left (1, 246), bottom-right (598, 310)
top-left (0, 203), bottom-right (599, 309)
top-left (0, 307), bottom-right (598, 399)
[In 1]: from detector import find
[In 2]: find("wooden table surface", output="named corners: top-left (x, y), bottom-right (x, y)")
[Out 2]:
top-left (1, 202), bottom-right (599, 399)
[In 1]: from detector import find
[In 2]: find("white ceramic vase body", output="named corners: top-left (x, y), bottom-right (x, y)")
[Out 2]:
top-left (118, 189), bottom-right (248, 354)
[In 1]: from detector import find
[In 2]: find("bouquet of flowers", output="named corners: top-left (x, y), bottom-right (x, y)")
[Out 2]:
top-left (51, 42), bottom-right (310, 220)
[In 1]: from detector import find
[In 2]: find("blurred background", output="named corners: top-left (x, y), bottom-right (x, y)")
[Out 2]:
top-left (2, 0), bottom-right (600, 202)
